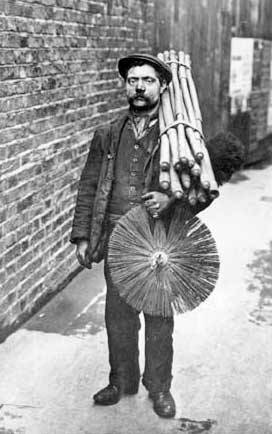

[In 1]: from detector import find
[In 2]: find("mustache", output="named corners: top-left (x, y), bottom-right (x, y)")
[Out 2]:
top-left (132, 94), bottom-right (148, 100)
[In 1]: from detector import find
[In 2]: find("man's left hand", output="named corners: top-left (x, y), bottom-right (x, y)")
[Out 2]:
top-left (142, 191), bottom-right (172, 218)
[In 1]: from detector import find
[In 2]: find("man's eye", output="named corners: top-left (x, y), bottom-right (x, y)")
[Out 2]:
top-left (145, 78), bottom-right (154, 84)
top-left (128, 78), bottom-right (136, 85)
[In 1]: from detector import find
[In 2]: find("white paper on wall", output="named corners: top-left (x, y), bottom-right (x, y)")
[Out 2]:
top-left (229, 37), bottom-right (254, 115)
top-left (267, 44), bottom-right (272, 133)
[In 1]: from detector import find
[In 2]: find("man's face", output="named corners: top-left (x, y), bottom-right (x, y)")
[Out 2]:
top-left (125, 64), bottom-right (166, 112)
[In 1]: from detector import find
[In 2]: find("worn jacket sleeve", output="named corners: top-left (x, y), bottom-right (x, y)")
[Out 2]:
top-left (70, 130), bottom-right (104, 243)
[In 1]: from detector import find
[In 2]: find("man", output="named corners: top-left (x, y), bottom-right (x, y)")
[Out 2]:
top-left (70, 53), bottom-right (245, 418)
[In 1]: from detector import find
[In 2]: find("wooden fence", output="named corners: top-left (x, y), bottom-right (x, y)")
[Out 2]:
top-left (153, 0), bottom-right (272, 154)
top-left (153, 0), bottom-right (232, 139)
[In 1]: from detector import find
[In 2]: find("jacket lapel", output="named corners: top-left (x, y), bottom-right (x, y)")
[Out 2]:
top-left (108, 113), bottom-right (128, 156)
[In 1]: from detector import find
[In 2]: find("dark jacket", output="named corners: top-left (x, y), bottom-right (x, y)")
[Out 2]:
top-left (70, 114), bottom-right (165, 259)
top-left (70, 113), bottom-right (244, 262)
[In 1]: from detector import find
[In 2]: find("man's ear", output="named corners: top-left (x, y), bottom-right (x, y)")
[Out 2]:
top-left (160, 80), bottom-right (167, 94)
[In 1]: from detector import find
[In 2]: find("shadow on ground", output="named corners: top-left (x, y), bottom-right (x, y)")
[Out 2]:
top-left (24, 265), bottom-right (106, 338)
top-left (247, 241), bottom-right (272, 326)
top-left (230, 148), bottom-right (272, 185)
top-left (177, 417), bottom-right (217, 433)
top-left (229, 171), bottom-right (250, 184)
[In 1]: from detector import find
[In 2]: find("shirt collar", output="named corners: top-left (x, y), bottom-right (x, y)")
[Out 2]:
top-left (127, 107), bottom-right (159, 139)
top-left (127, 105), bottom-right (159, 122)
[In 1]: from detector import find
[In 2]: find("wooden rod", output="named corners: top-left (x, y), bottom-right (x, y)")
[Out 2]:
top-left (159, 107), bottom-right (170, 171)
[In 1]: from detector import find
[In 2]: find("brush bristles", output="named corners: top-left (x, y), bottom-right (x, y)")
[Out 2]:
top-left (108, 206), bottom-right (220, 317)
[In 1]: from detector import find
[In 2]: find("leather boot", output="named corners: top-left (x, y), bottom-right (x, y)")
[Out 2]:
top-left (93, 383), bottom-right (138, 406)
top-left (93, 385), bottom-right (121, 406)
top-left (149, 391), bottom-right (176, 418)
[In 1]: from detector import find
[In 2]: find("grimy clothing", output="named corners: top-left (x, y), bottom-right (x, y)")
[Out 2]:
top-left (70, 113), bottom-right (166, 262)
top-left (70, 111), bottom-right (240, 394)
top-left (104, 240), bottom-right (173, 394)
top-left (104, 113), bottom-right (173, 394)
top-left (109, 112), bottom-right (159, 216)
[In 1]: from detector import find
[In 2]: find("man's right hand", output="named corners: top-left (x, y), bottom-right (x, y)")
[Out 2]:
top-left (76, 240), bottom-right (92, 269)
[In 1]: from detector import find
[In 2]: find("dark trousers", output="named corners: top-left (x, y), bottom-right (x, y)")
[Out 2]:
top-left (104, 256), bottom-right (174, 394)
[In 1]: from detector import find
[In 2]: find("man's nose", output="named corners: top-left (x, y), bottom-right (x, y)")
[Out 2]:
top-left (136, 79), bottom-right (145, 91)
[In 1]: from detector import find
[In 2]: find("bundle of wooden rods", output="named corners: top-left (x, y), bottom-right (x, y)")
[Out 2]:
top-left (158, 50), bottom-right (219, 206)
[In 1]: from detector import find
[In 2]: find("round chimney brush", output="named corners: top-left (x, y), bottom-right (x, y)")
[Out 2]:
top-left (108, 205), bottom-right (220, 317)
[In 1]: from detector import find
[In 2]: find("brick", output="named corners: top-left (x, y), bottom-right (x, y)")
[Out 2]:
top-left (19, 297), bottom-right (27, 312)
top-left (1, 275), bottom-right (20, 293)
top-left (20, 264), bottom-right (48, 294)
top-left (0, 146), bottom-right (7, 160)
top-left (18, 256), bottom-right (43, 286)
top-left (4, 244), bottom-right (21, 265)
top-left (33, 218), bottom-right (41, 231)
top-left (3, 184), bottom-right (32, 206)
top-left (27, 282), bottom-right (45, 302)
top-left (0, 209), bottom-right (7, 222)
top-left (88, 3), bottom-right (105, 14)
top-left (17, 250), bottom-right (34, 270)
top-left (7, 302), bottom-right (22, 324)
top-left (31, 229), bottom-right (45, 244)
top-left (17, 194), bottom-right (35, 213)
top-left (0, 271), bottom-right (6, 285)
top-left (0, 0), bottom-right (155, 337)
top-left (3, 232), bottom-right (17, 249)
top-left (0, 158), bottom-right (20, 175)
top-left (0, 296), bottom-right (10, 316)
top-left (21, 240), bottom-right (29, 253)
top-left (50, 240), bottom-right (63, 255)
top-left (41, 210), bottom-right (53, 225)
top-left (5, 262), bottom-right (17, 276)
top-left (16, 223), bottom-right (33, 242)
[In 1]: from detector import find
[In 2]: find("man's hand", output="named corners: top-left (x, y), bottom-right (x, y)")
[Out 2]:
top-left (76, 240), bottom-right (92, 269)
top-left (142, 191), bottom-right (173, 218)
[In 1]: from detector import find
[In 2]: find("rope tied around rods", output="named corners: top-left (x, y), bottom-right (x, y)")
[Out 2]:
top-left (159, 119), bottom-right (206, 142)
top-left (165, 60), bottom-right (191, 69)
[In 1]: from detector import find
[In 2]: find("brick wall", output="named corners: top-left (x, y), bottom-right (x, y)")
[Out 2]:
top-left (0, 0), bottom-right (154, 340)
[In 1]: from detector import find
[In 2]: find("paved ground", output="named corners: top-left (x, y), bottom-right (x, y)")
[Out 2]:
top-left (0, 160), bottom-right (272, 434)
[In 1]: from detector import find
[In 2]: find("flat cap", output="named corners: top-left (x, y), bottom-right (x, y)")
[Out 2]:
top-left (118, 53), bottom-right (172, 84)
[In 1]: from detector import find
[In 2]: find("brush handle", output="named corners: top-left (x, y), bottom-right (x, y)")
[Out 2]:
top-left (159, 107), bottom-right (170, 171)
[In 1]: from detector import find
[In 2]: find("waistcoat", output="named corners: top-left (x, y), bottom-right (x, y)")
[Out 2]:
top-left (109, 117), bottom-right (160, 216)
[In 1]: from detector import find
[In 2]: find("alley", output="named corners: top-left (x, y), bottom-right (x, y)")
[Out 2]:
top-left (0, 160), bottom-right (272, 434)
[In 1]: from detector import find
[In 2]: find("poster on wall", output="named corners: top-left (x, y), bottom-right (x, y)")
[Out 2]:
top-left (229, 37), bottom-right (254, 115)
top-left (267, 44), bottom-right (272, 133)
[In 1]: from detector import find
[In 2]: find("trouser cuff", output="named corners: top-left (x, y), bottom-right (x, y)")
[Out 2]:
top-left (142, 376), bottom-right (172, 394)
top-left (110, 372), bottom-right (140, 391)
